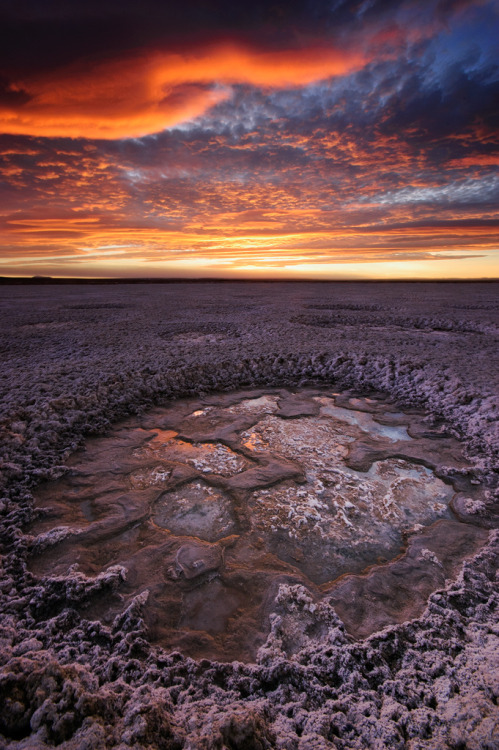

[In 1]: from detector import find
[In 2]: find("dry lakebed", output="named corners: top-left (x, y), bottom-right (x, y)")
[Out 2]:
top-left (0, 281), bottom-right (498, 749)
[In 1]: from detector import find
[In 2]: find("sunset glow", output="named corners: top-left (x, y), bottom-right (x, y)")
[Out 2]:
top-left (0, 0), bottom-right (498, 279)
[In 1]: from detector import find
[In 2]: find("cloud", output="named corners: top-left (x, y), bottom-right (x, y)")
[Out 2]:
top-left (0, 1), bottom-right (497, 278)
top-left (0, 42), bottom-right (371, 139)
top-left (1, 0), bottom-right (487, 139)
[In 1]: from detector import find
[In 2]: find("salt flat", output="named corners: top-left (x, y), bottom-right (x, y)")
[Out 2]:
top-left (0, 281), bottom-right (498, 749)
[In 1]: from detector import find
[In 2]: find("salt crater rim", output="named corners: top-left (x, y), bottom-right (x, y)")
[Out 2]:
top-left (28, 386), bottom-right (487, 662)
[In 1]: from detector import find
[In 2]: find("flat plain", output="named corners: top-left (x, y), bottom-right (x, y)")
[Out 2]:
top-left (0, 281), bottom-right (498, 749)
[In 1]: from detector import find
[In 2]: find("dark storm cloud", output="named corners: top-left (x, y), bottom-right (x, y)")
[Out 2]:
top-left (0, 0), bottom-right (358, 75)
top-left (0, 0), bottom-right (483, 74)
top-left (0, 76), bottom-right (31, 106)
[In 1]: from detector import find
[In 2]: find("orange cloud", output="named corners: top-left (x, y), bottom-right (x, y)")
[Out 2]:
top-left (0, 43), bottom-right (368, 139)
top-left (447, 154), bottom-right (499, 168)
top-left (2, 207), bottom-right (497, 268)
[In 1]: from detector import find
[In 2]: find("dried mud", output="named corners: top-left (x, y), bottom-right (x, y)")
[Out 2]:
top-left (0, 281), bottom-right (498, 749)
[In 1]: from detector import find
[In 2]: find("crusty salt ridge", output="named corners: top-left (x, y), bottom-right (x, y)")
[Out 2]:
top-left (0, 281), bottom-right (498, 748)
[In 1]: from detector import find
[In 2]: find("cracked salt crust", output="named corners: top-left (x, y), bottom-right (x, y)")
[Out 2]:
top-left (134, 431), bottom-right (248, 477)
top-left (26, 387), bottom-right (475, 657)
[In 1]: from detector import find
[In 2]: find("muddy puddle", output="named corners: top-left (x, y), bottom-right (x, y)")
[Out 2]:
top-left (27, 388), bottom-right (489, 661)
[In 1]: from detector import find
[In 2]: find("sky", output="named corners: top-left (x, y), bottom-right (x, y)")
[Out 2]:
top-left (0, 0), bottom-right (498, 280)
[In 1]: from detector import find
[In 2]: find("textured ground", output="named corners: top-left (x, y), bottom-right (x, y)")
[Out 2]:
top-left (0, 281), bottom-right (498, 749)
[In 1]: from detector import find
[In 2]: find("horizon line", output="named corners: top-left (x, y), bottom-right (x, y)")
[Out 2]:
top-left (1, 275), bottom-right (498, 285)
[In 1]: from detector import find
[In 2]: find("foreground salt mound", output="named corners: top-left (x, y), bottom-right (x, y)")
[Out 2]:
top-left (27, 388), bottom-right (487, 662)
